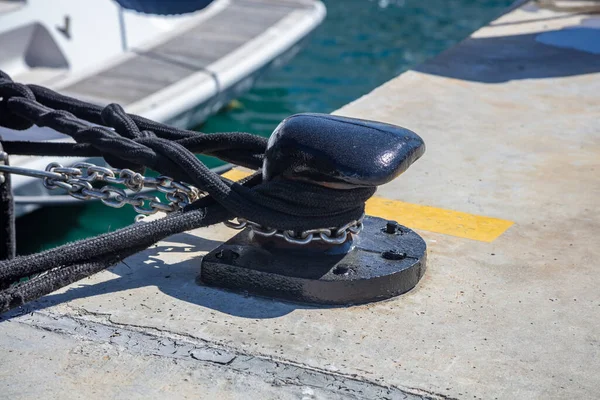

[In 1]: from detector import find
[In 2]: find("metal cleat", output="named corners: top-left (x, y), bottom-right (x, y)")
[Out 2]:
top-left (199, 113), bottom-right (427, 305)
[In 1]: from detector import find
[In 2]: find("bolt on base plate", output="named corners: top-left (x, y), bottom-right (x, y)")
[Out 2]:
top-left (198, 216), bottom-right (426, 305)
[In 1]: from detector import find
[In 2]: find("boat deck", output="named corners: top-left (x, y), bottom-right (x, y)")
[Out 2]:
top-left (0, 0), bottom-right (324, 216)
top-left (64, 3), bottom-right (284, 103)
top-left (1, 2), bottom-right (599, 399)
top-left (53, 0), bottom-right (322, 126)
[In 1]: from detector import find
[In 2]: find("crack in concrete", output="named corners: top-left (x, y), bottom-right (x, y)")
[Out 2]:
top-left (12, 310), bottom-right (440, 400)
top-left (404, 387), bottom-right (461, 400)
top-left (67, 305), bottom-right (216, 347)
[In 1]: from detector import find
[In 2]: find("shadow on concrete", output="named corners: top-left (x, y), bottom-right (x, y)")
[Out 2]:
top-left (6, 230), bottom-right (321, 320)
top-left (416, 26), bottom-right (600, 83)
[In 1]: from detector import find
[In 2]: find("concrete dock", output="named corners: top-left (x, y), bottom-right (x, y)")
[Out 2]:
top-left (1, 2), bottom-right (599, 399)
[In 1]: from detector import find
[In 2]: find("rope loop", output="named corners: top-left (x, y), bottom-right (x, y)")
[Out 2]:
top-left (0, 68), bottom-right (379, 315)
top-left (0, 81), bottom-right (36, 130)
top-left (101, 103), bottom-right (141, 139)
top-left (37, 109), bottom-right (78, 127)
top-left (99, 103), bottom-right (148, 172)
top-left (0, 69), bottom-right (373, 232)
top-left (139, 130), bottom-right (157, 139)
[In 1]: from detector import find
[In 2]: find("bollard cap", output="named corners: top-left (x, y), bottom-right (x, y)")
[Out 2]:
top-left (263, 113), bottom-right (425, 188)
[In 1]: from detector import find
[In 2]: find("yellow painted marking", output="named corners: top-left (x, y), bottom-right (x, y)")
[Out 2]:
top-left (365, 197), bottom-right (513, 243)
top-left (222, 169), bottom-right (255, 181)
top-left (220, 169), bottom-right (514, 242)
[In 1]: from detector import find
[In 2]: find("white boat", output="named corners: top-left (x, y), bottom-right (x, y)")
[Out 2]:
top-left (0, 0), bottom-right (326, 216)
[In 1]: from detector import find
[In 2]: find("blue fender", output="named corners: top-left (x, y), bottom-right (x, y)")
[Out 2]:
top-left (113, 0), bottom-right (215, 15)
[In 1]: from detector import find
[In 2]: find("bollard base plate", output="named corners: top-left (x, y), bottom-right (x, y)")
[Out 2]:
top-left (198, 216), bottom-right (426, 305)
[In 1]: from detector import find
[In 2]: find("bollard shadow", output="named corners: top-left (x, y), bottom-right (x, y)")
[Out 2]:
top-left (416, 23), bottom-right (600, 83)
top-left (4, 230), bottom-right (323, 320)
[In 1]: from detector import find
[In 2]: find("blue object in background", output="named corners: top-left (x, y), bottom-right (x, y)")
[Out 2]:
top-left (114, 0), bottom-right (214, 15)
top-left (536, 27), bottom-right (600, 55)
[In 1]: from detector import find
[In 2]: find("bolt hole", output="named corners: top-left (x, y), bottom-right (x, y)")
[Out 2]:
top-left (382, 250), bottom-right (407, 260)
top-left (333, 265), bottom-right (350, 275)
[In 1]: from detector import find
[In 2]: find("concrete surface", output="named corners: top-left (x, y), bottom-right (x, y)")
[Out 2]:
top-left (1, 2), bottom-right (599, 399)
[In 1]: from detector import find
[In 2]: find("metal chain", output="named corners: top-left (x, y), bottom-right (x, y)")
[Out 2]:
top-left (225, 214), bottom-right (365, 245)
top-left (0, 158), bottom-right (365, 242)
top-left (40, 162), bottom-right (202, 215)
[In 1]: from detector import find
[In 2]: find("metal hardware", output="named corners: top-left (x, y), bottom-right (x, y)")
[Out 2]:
top-left (0, 162), bottom-right (203, 215)
top-left (382, 250), bottom-right (407, 260)
top-left (384, 220), bottom-right (399, 234)
top-left (199, 113), bottom-right (427, 305)
top-left (224, 214), bottom-right (364, 246)
top-left (8, 164), bottom-right (234, 207)
top-left (0, 163), bottom-right (65, 182)
top-left (200, 216), bottom-right (427, 305)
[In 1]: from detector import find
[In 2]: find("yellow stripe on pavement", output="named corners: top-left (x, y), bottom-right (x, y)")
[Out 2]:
top-left (222, 169), bottom-right (513, 242)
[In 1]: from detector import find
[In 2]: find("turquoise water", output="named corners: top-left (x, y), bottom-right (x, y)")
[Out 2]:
top-left (17, 0), bottom-right (513, 254)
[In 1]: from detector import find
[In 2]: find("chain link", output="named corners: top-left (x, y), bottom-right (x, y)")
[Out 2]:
top-left (224, 214), bottom-right (364, 245)
top-left (42, 162), bottom-right (202, 215)
top-left (2, 160), bottom-right (363, 239)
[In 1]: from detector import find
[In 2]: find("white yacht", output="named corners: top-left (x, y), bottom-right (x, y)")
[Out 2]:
top-left (0, 0), bottom-right (326, 216)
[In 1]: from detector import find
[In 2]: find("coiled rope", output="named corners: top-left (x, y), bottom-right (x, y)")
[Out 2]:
top-left (0, 70), bottom-right (375, 313)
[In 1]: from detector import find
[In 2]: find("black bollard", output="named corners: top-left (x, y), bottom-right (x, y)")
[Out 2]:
top-left (199, 114), bottom-right (427, 305)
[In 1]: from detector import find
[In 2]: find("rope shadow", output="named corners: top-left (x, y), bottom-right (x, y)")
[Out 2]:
top-left (4, 230), bottom-right (319, 320)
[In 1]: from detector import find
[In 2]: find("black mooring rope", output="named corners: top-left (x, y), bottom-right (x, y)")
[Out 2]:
top-left (0, 70), bottom-right (375, 314)
top-left (0, 139), bottom-right (15, 262)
